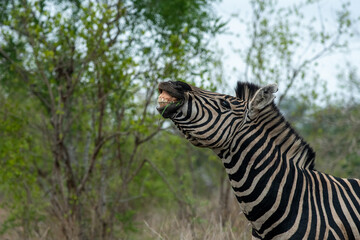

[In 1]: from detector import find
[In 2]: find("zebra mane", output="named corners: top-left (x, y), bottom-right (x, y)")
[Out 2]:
top-left (235, 82), bottom-right (316, 170)
top-left (235, 82), bottom-right (260, 102)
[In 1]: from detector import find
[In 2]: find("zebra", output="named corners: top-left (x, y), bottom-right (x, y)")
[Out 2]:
top-left (156, 80), bottom-right (360, 240)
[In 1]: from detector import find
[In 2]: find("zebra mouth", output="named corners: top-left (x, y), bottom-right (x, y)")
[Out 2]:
top-left (156, 89), bottom-right (183, 118)
top-left (156, 81), bottom-right (189, 118)
top-left (157, 90), bottom-right (179, 108)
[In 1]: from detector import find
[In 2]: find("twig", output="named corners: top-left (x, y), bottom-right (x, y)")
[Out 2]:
top-left (145, 158), bottom-right (187, 206)
top-left (278, 33), bottom-right (342, 105)
top-left (125, 158), bottom-right (146, 184)
top-left (39, 227), bottom-right (50, 240)
top-left (144, 221), bottom-right (165, 240)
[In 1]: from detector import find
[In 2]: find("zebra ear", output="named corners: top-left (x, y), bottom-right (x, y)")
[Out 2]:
top-left (249, 84), bottom-right (278, 114)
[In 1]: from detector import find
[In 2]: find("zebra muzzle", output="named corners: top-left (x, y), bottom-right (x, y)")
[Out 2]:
top-left (156, 91), bottom-right (183, 118)
top-left (156, 81), bottom-right (190, 118)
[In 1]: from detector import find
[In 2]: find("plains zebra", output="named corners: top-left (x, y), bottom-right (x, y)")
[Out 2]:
top-left (156, 80), bottom-right (360, 240)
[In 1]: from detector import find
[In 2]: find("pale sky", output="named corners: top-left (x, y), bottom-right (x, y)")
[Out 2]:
top-left (214, 0), bottom-right (360, 99)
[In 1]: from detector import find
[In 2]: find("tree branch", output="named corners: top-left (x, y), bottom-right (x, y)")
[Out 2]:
top-left (278, 33), bottom-right (342, 105)
top-left (77, 132), bottom-right (128, 193)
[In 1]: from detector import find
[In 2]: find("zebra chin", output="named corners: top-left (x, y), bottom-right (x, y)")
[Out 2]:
top-left (156, 102), bottom-right (184, 118)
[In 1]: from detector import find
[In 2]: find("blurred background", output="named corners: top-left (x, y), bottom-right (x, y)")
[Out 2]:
top-left (0, 0), bottom-right (359, 239)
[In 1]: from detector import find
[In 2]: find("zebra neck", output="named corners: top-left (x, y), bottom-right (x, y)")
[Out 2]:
top-left (217, 105), bottom-right (315, 177)
top-left (214, 107), bottom-right (316, 231)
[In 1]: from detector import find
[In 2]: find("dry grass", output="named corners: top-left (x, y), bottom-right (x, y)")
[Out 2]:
top-left (0, 195), bottom-right (253, 239)
top-left (138, 197), bottom-right (252, 240)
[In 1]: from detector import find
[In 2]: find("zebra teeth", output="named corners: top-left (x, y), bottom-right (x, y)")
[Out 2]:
top-left (157, 97), bottom-right (178, 107)
top-left (158, 97), bottom-right (171, 103)
top-left (158, 101), bottom-right (177, 108)
top-left (157, 90), bottom-right (178, 106)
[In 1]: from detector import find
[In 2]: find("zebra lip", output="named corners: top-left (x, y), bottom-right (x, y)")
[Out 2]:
top-left (156, 100), bottom-right (184, 118)
top-left (156, 91), bottom-right (184, 118)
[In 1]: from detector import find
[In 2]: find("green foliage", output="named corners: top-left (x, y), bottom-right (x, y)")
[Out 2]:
top-left (0, 0), bottom-right (223, 239)
top-left (0, 93), bottom-right (47, 238)
top-left (133, 0), bottom-right (218, 33)
top-left (301, 103), bottom-right (360, 178)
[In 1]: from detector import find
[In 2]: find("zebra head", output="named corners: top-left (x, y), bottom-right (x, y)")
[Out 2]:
top-left (157, 81), bottom-right (278, 149)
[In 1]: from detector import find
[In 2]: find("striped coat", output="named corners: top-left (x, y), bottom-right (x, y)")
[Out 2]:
top-left (157, 81), bottom-right (360, 239)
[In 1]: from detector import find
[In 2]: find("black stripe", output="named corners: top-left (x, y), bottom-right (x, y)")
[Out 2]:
top-left (333, 177), bottom-right (360, 236)
top-left (289, 181), bottom-right (309, 240)
top-left (330, 180), bottom-right (354, 239)
top-left (304, 170), bottom-right (318, 239)
top-left (232, 142), bottom-right (278, 193)
top-left (318, 173), bottom-right (345, 239)
top-left (263, 166), bottom-right (305, 239)
top-left (207, 116), bottom-right (241, 148)
top-left (224, 115), bottom-right (279, 170)
top-left (178, 96), bottom-right (212, 125)
top-left (243, 151), bottom-right (285, 222)
top-left (349, 179), bottom-right (360, 199)
top-left (312, 172), bottom-right (326, 239)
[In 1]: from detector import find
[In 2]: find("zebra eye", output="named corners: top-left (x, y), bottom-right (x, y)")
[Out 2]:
top-left (220, 100), bottom-right (231, 109)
